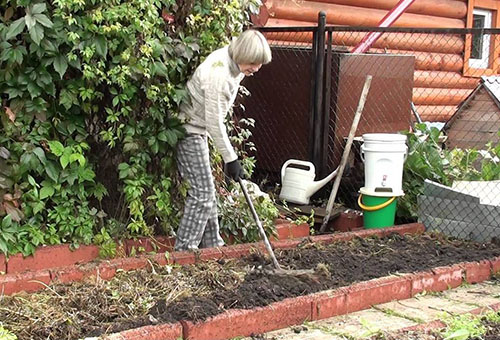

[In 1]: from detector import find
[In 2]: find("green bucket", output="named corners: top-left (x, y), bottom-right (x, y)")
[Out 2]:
top-left (358, 193), bottom-right (397, 229)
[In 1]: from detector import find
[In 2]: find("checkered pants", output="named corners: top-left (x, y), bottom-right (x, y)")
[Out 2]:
top-left (175, 134), bottom-right (225, 251)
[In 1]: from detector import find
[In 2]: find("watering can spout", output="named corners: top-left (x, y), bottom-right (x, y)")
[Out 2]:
top-left (307, 167), bottom-right (339, 197)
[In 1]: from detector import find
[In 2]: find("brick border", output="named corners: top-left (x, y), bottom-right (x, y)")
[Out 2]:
top-left (101, 256), bottom-right (500, 340)
top-left (3, 222), bottom-right (310, 275)
top-left (0, 223), bottom-right (424, 296)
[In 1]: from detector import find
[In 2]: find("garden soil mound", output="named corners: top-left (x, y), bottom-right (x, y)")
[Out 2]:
top-left (3, 233), bottom-right (500, 340)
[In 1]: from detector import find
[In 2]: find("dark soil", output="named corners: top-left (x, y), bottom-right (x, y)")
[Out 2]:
top-left (475, 317), bottom-right (500, 340)
top-left (151, 233), bottom-right (500, 323)
top-left (3, 232), bottom-right (500, 340)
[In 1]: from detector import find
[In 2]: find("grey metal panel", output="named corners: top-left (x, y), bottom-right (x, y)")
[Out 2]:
top-left (423, 180), bottom-right (480, 203)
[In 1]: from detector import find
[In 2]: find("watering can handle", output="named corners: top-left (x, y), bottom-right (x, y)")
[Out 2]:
top-left (360, 145), bottom-right (365, 162)
top-left (281, 159), bottom-right (315, 182)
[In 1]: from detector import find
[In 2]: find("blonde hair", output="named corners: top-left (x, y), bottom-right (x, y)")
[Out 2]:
top-left (229, 29), bottom-right (272, 65)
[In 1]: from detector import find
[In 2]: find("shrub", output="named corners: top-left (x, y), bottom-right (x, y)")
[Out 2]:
top-left (0, 0), bottom-right (261, 256)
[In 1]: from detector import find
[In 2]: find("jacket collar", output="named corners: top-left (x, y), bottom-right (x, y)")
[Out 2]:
top-left (228, 50), bottom-right (241, 77)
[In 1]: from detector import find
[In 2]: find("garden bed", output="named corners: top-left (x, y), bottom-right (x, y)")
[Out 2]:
top-left (2, 230), bottom-right (500, 340)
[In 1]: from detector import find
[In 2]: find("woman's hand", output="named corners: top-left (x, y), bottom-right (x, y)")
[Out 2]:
top-left (224, 159), bottom-right (244, 181)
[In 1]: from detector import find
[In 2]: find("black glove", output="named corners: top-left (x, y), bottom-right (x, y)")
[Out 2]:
top-left (224, 159), bottom-right (244, 182)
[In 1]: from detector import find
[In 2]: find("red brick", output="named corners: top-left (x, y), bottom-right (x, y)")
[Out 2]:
top-left (6, 244), bottom-right (99, 274)
top-left (0, 253), bottom-right (6, 274)
top-left (0, 270), bottom-right (51, 295)
top-left (413, 265), bottom-right (463, 293)
top-left (382, 223), bottom-right (425, 237)
top-left (150, 252), bottom-right (174, 267)
top-left (220, 243), bottom-right (255, 259)
top-left (490, 256), bottom-right (500, 274)
top-left (312, 234), bottom-right (354, 245)
top-left (183, 296), bottom-right (312, 340)
top-left (173, 251), bottom-right (196, 265)
top-left (113, 257), bottom-right (150, 271)
top-left (103, 323), bottom-right (183, 340)
top-left (311, 288), bottom-right (348, 320)
top-left (151, 236), bottom-right (175, 253)
top-left (97, 262), bottom-right (118, 280)
top-left (197, 248), bottom-right (224, 262)
top-left (273, 223), bottom-right (310, 240)
top-left (462, 260), bottom-right (491, 284)
top-left (271, 239), bottom-right (302, 250)
top-left (402, 320), bottom-right (446, 332)
top-left (126, 238), bottom-right (154, 255)
top-left (330, 211), bottom-right (363, 232)
top-left (345, 276), bottom-right (412, 313)
top-left (432, 265), bottom-right (464, 289)
top-left (289, 223), bottom-right (310, 238)
top-left (50, 266), bottom-right (86, 284)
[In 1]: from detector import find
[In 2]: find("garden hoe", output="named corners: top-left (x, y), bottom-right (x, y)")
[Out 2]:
top-left (238, 178), bottom-right (318, 279)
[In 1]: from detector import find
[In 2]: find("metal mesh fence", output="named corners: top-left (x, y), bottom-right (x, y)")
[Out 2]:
top-left (236, 25), bottom-right (500, 243)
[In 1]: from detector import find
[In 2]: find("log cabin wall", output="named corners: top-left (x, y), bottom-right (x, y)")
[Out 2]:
top-left (255, 0), bottom-right (500, 122)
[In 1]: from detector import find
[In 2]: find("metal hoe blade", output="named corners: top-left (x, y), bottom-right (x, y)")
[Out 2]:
top-left (238, 178), bottom-right (318, 278)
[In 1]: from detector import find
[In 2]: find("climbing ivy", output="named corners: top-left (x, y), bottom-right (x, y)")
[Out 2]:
top-left (0, 0), bottom-right (261, 256)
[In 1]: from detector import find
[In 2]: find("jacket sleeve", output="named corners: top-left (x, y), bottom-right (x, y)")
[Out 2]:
top-left (204, 73), bottom-right (238, 163)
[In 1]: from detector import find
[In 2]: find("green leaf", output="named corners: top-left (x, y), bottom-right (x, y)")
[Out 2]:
top-left (153, 61), bottom-right (169, 77)
top-left (60, 152), bottom-right (70, 169)
top-left (53, 54), bottom-right (68, 79)
top-left (27, 81), bottom-right (42, 98)
top-left (164, 130), bottom-right (178, 146)
top-left (34, 14), bottom-right (53, 28)
top-left (45, 161), bottom-right (59, 181)
top-left (70, 153), bottom-right (86, 166)
top-left (32, 3), bottom-right (47, 14)
top-left (40, 186), bottom-right (55, 199)
top-left (59, 89), bottom-right (77, 109)
top-left (29, 23), bottom-right (44, 45)
top-left (444, 329), bottom-right (470, 340)
top-left (78, 167), bottom-right (95, 181)
top-left (48, 141), bottom-right (64, 156)
top-left (0, 239), bottom-right (8, 255)
top-left (1, 215), bottom-right (12, 228)
top-left (6, 17), bottom-right (25, 40)
top-left (94, 36), bottom-right (107, 58)
top-left (33, 147), bottom-right (46, 164)
top-left (27, 174), bottom-right (38, 188)
top-left (33, 201), bottom-right (44, 214)
top-left (11, 47), bottom-right (25, 64)
top-left (5, 87), bottom-right (23, 99)
top-left (25, 13), bottom-right (37, 30)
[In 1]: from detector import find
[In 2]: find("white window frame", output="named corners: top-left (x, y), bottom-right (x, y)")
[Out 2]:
top-left (469, 8), bottom-right (493, 69)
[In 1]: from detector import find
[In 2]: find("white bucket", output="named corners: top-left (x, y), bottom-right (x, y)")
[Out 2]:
top-left (361, 133), bottom-right (407, 196)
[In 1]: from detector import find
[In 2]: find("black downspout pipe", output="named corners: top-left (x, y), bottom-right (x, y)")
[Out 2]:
top-left (321, 30), bottom-right (333, 178)
top-left (312, 11), bottom-right (326, 172)
top-left (308, 29), bottom-right (318, 162)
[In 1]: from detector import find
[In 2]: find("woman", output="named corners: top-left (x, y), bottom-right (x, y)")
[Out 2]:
top-left (175, 29), bottom-right (272, 251)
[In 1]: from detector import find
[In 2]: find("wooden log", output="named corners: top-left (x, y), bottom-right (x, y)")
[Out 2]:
top-left (413, 87), bottom-right (471, 105)
top-left (263, 28), bottom-right (465, 54)
top-left (367, 48), bottom-right (463, 72)
top-left (269, 0), bottom-right (465, 28)
top-left (414, 71), bottom-right (479, 89)
top-left (302, 0), bottom-right (467, 19)
top-left (416, 105), bottom-right (457, 122)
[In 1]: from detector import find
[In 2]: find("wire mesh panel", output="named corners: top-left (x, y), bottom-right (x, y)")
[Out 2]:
top-left (237, 29), bottom-right (316, 182)
top-left (241, 25), bottom-right (500, 243)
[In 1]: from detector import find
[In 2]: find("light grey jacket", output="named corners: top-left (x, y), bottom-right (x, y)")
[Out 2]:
top-left (178, 46), bottom-right (245, 163)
